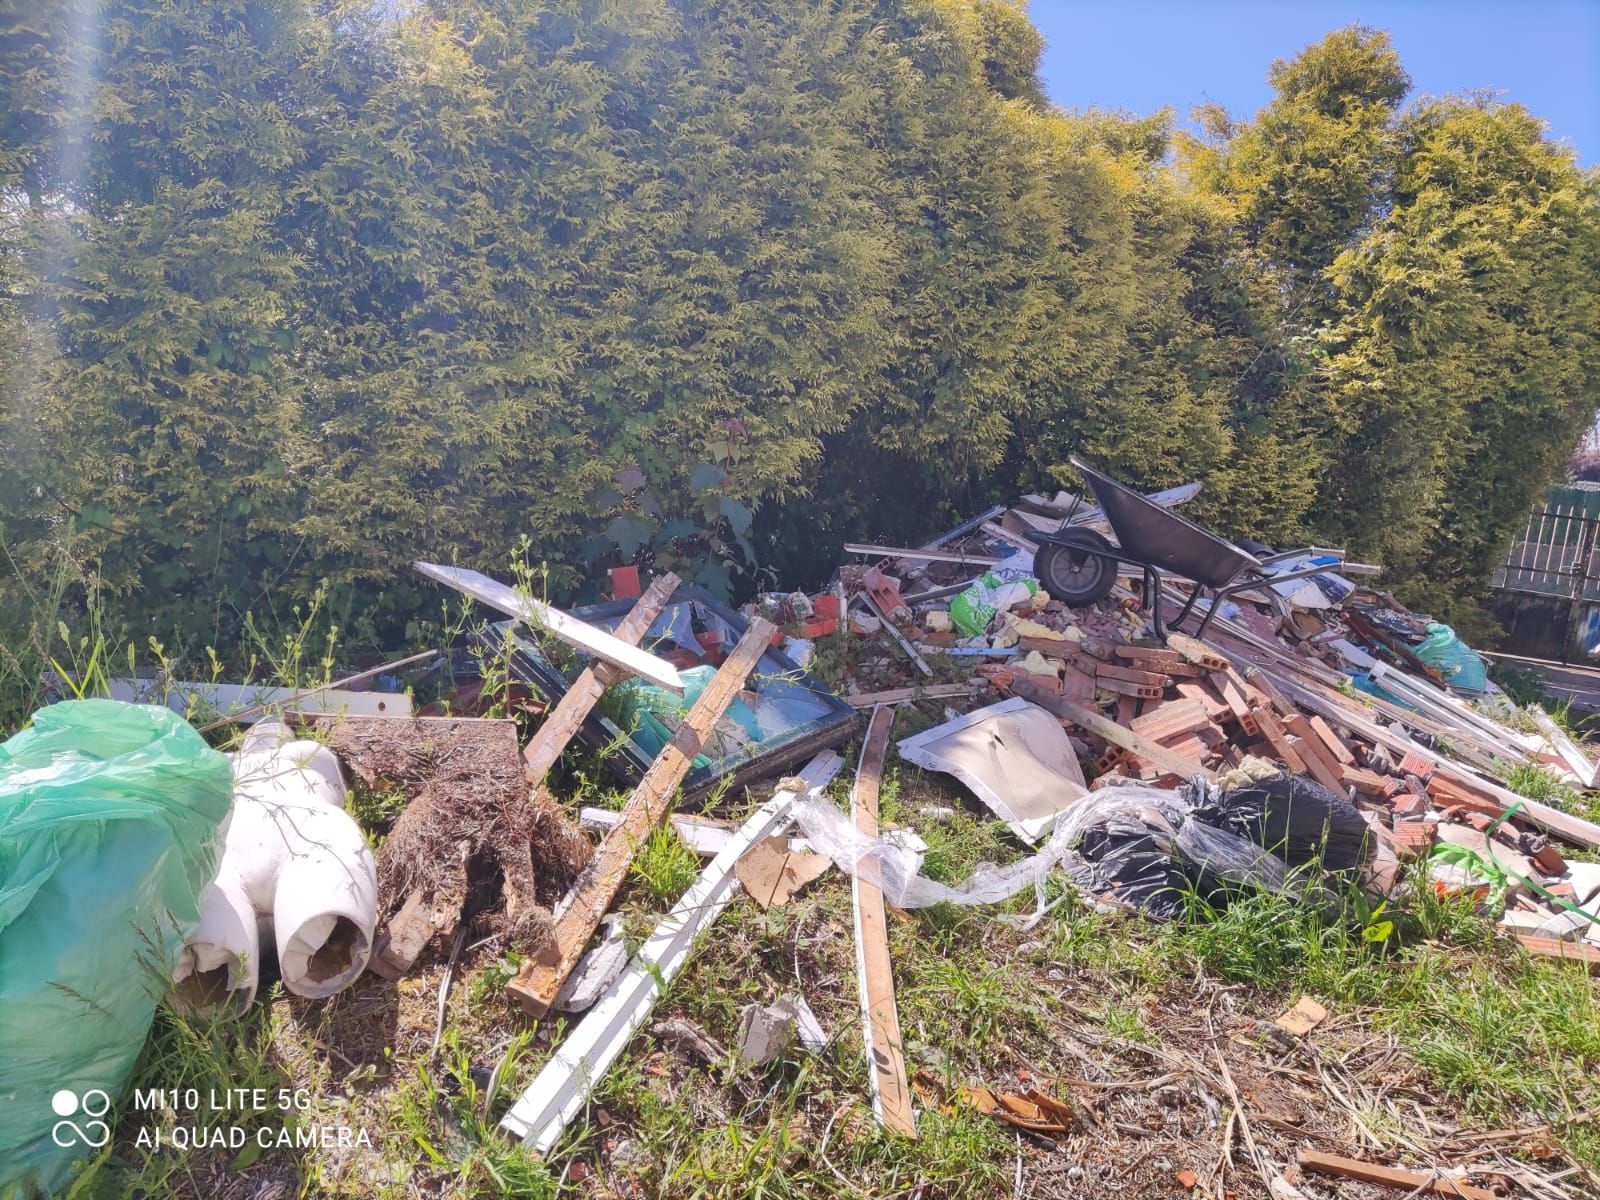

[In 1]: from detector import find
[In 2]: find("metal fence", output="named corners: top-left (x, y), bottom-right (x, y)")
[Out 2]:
top-left (1492, 499), bottom-right (1600, 601)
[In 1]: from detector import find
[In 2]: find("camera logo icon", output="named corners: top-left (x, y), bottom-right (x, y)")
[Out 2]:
top-left (50, 1089), bottom-right (112, 1148)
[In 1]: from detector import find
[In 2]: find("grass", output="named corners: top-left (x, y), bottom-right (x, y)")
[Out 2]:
top-left (10, 565), bottom-right (1600, 1197)
top-left (629, 825), bottom-right (701, 906)
top-left (40, 750), bottom-right (1600, 1198)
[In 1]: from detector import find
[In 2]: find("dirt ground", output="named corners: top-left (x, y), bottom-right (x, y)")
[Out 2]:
top-left (100, 746), bottom-right (1596, 1200)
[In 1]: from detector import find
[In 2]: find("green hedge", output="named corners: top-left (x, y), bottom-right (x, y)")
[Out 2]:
top-left (2, 4), bottom-right (1596, 649)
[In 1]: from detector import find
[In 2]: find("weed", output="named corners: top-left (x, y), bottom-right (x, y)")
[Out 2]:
top-left (1504, 761), bottom-right (1583, 810)
top-left (630, 824), bottom-right (701, 907)
top-left (384, 1030), bottom-right (557, 1198)
top-left (346, 784), bottom-right (408, 842)
top-left (469, 951), bottom-right (525, 1009)
top-left (1097, 1003), bottom-right (1153, 1043)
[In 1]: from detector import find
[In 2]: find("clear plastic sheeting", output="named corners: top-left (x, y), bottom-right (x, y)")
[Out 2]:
top-left (790, 773), bottom-right (1375, 925)
top-left (789, 791), bottom-right (1080, 922)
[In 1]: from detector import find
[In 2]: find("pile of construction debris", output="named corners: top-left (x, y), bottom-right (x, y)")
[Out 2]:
top-left (28, 470), bottom-right (1600, 1199)
top-left (758, 484), bottom-right (1600, 957)
top-left (331, 477), bottom-right (1592, 1168)
top-left (365, 473), bottom-right (1600, 1176)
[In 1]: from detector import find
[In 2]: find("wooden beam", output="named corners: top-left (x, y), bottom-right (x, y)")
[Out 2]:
top-left (845, 682), bottom-right (981, 708)
top-left (1005, 676), bottom-right (1216, 782)
top-left (1297, 1149), bottom-right (1495, 1200)
top-left (851, 706), bottom-right (915, 1137)
top-left (507, 617), bottom-right (777, 1015)
top-left (520, 572), bottom-right (681, 785)
top-left (414, 561), bottom-right (686, 694)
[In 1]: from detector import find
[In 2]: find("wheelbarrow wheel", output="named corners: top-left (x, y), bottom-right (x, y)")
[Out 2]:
top-left (1036, 533), bottom-right (1117, 608)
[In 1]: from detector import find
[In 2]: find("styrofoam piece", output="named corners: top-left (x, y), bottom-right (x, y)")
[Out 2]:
top-left (578, 806), bottom-right (736, 856)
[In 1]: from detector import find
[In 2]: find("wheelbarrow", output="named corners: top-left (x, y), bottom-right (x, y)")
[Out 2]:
top-left (1026, 457), bottom-right (1352, 640)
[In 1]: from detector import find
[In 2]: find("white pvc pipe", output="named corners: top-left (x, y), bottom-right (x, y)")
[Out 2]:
top-left (173, 722), bottom-right (378, 1011)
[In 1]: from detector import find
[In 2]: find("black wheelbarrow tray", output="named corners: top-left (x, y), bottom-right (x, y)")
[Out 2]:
top-left (1026, 456), bottom-right (1351, 640)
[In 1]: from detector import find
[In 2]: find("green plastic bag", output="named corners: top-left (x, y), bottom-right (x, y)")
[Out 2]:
top-left (0, 700), bottom-right (232, 1197)
top-left (949, 569), bottom-right (1040, 637)
top-left (1412, 622), bottom-right (1487, 693)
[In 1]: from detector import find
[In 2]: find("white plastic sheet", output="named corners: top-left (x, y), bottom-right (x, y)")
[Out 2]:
top-left (790, 778), bottom-right (1314, 925)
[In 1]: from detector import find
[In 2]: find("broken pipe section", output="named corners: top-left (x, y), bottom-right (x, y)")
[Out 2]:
top-left (172, 722), bottom-right (378, 1011)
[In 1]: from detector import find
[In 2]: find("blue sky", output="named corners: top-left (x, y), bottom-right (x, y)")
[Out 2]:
top-left (1031, 0), bottom-right (1600, 166)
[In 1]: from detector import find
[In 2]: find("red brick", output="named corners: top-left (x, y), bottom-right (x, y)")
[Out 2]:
top-left (1531, 840), bottom-right (1568, 877)
top-left (1389, 820), bottom-right (1436, 859)
top-left (608, 565), bottom-right (641, 600)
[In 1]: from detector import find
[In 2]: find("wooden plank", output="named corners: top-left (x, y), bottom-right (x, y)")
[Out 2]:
top-left (852, 707), bottom-right (915, 1137)
top-left (845, 682), bottom-right (981, 708)
top-left (521, 572), bottom-right (681, 785)
top-left (414, 562), bottom-right (686, 694)
top-left (1006, 677), bottom-right (1217, 782)
top-left (507, 617), bottom-right (777, 1016)
top-left (1297, 1149), bottom-right (1495, 1200)
top-left (500, 753), bottom-right (844, 1155)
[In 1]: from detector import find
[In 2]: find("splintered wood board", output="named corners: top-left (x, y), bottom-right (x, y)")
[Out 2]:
top-left (852, 706), bottom-right (915, 1137)
top-left (507, 617), bottom-right (775, 1015)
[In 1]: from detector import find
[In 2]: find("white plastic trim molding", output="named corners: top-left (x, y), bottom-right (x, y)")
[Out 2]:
top-left (499, 751), bottom-right (844, 1155)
